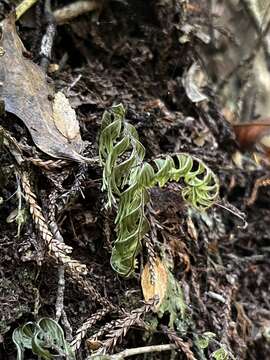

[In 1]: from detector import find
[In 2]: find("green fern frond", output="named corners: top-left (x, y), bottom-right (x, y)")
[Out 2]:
top-left (153, 154), bottom-right (219, 211)
top-left (99, 104), bottom-right (219, 277)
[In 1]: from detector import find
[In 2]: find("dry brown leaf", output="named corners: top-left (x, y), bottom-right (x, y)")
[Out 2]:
top-left (53, 92), bottom-right (80, 141)
top-left (0, 14), bottom-right (84, 162)
top-left (86, 338), bottom-right (103, 350)
top-left (141, 258), bottom-right (168, 310)
top-left (233, 118), bottom-right (270, 156)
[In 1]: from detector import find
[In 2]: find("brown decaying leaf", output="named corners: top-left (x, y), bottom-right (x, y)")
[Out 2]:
top-left (53, 92), bottom-right (80, 141)
top-left (233, 118), bottom-right (270, 157)
top-left (0, 14), bottom-right (83, 162)
top-left (141, 258), bottom-right (168, 310)
top-left (86, 338), bottom-right (103, 350)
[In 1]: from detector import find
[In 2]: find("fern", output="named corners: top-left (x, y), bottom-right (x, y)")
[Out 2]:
top-left (99, 104), bottom-right (219, 277)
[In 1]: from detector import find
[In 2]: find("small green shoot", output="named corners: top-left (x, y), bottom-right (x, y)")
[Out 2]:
top-left (99, 104), bottom-right (219, 276)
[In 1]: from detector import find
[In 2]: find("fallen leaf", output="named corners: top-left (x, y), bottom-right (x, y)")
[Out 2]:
top-left (141, 258), bottom-right (168, 310)
top-left (193, 131), bottom-right (209, 147)
top-left (182, 62), bottom-right (208, 103)
top-left (86, 338), bottom-right (103, 350)
top-left (233, 119), bottom-right (270, 157)
top-left (231, 150), bottom-right (243, 168)
top-left (53, 92), bottom-right (80, 141)
top-left (0, 14), bottom-right (84, 162)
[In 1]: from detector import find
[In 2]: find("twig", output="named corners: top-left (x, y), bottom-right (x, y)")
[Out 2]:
top-left (40, 0), bottom-right (56, 72)
top-left (216, 200), bottom-right (247, 229)
top-left (207, 291), bottom-right (226, 303)
top-left (61, 309), bottom-right (73, 341)
top-left (67, 74), bottom-right (82, 94)
top-left (15, 0), bottom-right (39, 20)
top-left (247, 176), bottom-right (270, 205)
top-left (48, 189), bottom-right (66, 323)
top-left (15, 0), bottom-right (101, 24)
top-left (53, 0), bottom-right (100, 25)
top-left (99, 344), bottom-right (177, 360)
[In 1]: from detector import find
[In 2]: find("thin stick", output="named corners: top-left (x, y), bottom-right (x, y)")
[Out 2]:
top-left (53, 0), bottom-right (100, 25)
top-left (40, 0), bottom-right (56, 72)
top-left (48, 190), bottom-right (66, 322)
top-left (247, 177), bottom-right (270, 205)
top-left (104, 344), bottom-right (177, 360)
top-left (16, 0), bottom-right (39, 20)
top-left (15, 0), bottom-right (100, 25)
top-left (215, 201), bottom-right (248, 229)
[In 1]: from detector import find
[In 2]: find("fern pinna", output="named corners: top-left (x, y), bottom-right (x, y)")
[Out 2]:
top-left (99, 104), bottom-right (219, 277)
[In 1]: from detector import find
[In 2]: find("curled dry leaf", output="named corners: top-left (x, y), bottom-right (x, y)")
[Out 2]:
top-left (182, 62), bottom-right (208, 103)
top-left (0, 14), bottom-right (84, 162)
top-left (141, 258), bottom-right (168, 310)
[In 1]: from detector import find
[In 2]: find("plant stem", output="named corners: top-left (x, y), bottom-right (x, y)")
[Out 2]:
top-left (53, 0), bottom-right (100, 24)
top-left (16, 0), bottom-right (39, 20)
top-left (111, 344), bottom-right (177, 359)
